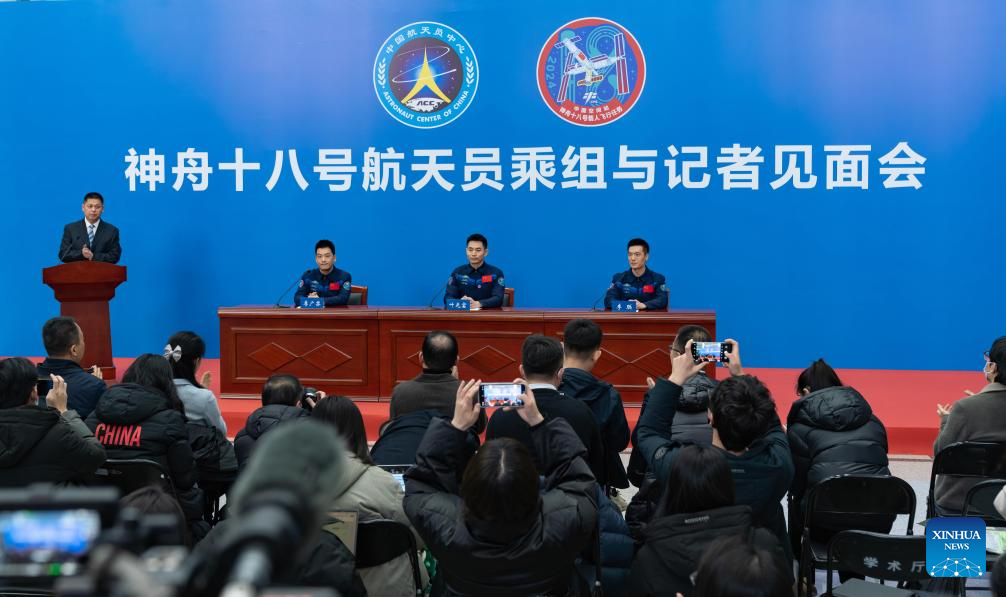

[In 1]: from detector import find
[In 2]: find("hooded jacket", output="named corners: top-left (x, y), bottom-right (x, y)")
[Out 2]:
top-left (630, 505), bottom-right (772, 597)
top-left (559, 367), bottom-right (631, 488)
top-left (405, 417), bottom-right (598, 597)
top-left (85, 383), bottom-right (197, 492)
top-left (327, 454), bottom-right (426, 597)
top-left (0, 406), bottom-right (106, 487)
top-left (233, 403), bottom-right (310, 469)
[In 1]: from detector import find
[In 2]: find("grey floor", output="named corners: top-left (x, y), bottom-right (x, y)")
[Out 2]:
top-left (616, 454), bottom-right (995, 595)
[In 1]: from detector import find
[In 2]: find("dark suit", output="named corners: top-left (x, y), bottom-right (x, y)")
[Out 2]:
top-left (59, 220), bottom-right (121, 264)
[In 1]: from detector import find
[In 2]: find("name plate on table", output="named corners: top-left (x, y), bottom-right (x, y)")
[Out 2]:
top-left (446, 299), bottom-right (471, 311)
top-left (611, 301), bottom-right (637, 312)
top-left (299, 297), bottom-right (324, 309)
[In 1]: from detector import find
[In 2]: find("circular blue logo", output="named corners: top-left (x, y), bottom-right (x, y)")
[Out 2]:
top-left (374, 22), bottom-right (479, 129)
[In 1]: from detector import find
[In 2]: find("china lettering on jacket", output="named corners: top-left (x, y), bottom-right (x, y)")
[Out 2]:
top-left (94, 423), bottom-right (142, 447)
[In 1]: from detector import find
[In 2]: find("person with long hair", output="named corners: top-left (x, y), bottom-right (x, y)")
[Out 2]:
top-left (312, 395), bottom-right (424, 596)
top-left (164, 331), bottom-right (226, 434)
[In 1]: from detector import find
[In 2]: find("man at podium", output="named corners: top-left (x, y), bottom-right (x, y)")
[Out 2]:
top-left (58, 192), bottom-right (121, 264)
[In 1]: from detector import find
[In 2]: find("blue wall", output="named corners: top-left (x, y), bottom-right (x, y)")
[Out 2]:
top-left (1, 1), bottom-right (1002, 370)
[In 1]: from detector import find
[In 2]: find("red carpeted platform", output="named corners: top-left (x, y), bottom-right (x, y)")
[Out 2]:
top-left (87, 357), bottom-right (984, 455)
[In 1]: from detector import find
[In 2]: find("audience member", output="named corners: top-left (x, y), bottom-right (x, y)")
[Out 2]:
top-left (233, 374), bottom-right (312, 469)
top-left (86, 354), bottom-right (204, 525)
top-left (689, 534), bottom-right (794, 597)
top-left (558, 318), bottom-right (630, 489)
top-left (405, 379), bottom-right (598, 596)
top-left (312, 395), bottom-right (426, 596)
top-left (487, 335), bottom-right (607, 485)
top-left (631, 444), bottom-right (769, 596)
top-left (635, 340), bottom-right (795, 559)
top-left (120, 485), bottom-right (190, 547)
top-left (373, 409), bottom-right (452, 466)
top-left (37, 316), bottom-right (106, 419)
top-left (0, 358), bottom-right (105, 487)
top-left (390, 330), bottom-right (486, 433)
top-left (787, 358), bottom-right (892, 556)
top-left (164, 331), bottom-right (226, 434)
top-left (933, 336), bottom-right (1006, 514)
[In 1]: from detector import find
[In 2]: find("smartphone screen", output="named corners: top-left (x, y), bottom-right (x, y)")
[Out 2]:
top-left (0, 509), bottom-right (101, 569)
top-left (479, 383), bottom-right (526, 408)
top-left (35, 377), bottom-right (50, 401)
top-left (378, 465), bottom-right (411, 491)
top-left (692, 341), bottom-right (728, 363)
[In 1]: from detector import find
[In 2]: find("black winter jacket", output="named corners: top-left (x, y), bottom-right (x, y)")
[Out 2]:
top-left (405, 417), bottom-right (598, 597)
top-left (630, 505), bottom-right (774, 597)
top-left (233, 404), bottom-right (310, 469)
top-left (0, 406), bottom-right (106, 487)
top-left (787, 386), bottom-right (892, 530)
top-left (559, 368), bottom-right (631, 488)
top-left (86, 384), bottom-right (198, 491)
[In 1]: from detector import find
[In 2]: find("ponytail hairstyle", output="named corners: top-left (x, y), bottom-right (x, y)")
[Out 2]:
top-left (796, 358), bottom-right (843, 395)
top-left (164, 331), bottom-right (206, 389)
top-left (0, 357), bottom-right (38, 409)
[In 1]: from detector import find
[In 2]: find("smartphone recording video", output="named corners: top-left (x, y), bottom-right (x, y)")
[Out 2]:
top-left (479, 383), bottom-right (526, 408)
top-left (691, 341), bottom-right (731, 363)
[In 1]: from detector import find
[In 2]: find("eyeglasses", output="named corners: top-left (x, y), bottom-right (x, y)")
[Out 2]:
top-left (985, 351), bottom-right (991, 360)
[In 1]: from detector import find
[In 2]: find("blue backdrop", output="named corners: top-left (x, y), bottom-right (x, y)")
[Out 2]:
top-left (1, 0), bottom-right (1002, 370)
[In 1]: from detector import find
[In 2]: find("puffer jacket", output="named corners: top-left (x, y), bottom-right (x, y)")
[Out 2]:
top-left (405, 417), bottom-right (598, 597)
top-left (786, 386), bottom-right (892, 531)
top-left (627, 372), bottom-right (716, 487)
top-left (579, 485), bottom-right (634, 597)
top-left (559, 368), bottom-right (631, 488)
top-left (630, 505), bottom-right (770, 597)
top-left (86, 383), bottom-right (198, 492)
top-left (233, 404), bottom-right (310, 469)
top-left (0, 406), bottom-right (106, 487)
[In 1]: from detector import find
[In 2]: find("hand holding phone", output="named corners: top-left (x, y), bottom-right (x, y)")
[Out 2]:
top-left (691, 341), bottom-right (732, 364)
top-left (452, 379), bottom-right (482, 431)
top-left (478, 382), bottom-right (526, 408)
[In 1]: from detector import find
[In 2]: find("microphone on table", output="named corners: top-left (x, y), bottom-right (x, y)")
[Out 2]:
top-left (273, 270), bottom-right (311, 308)
top-left (425, 281), bottom-right (448, 310)
top-left (186, 420), bottom-right (346, 597)
top-left (590, 290), bottom-right (610, 312)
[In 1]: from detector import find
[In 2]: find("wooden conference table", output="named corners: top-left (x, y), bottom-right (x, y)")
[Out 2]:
top-left (218, 306), bottom-right (716, 405)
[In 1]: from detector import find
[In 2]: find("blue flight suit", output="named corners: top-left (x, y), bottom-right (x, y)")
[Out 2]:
top-left (444, 263), bottom-right (505, 308)
top-left (293, 267), bottom-right (352, 307)
top-left (604, 268), bottom-right (669, 310)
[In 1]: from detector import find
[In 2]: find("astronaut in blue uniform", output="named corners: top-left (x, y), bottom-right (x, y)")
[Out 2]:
top-left (444, 233), bottom-right (505, 309)
top-left (604, 237), bottom-right (668, 311)
top-left (293, 239), bottom-right (352, 307)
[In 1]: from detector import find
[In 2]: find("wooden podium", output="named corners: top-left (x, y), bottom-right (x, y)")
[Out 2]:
top-left (42, 262), bottom-right (127, 378)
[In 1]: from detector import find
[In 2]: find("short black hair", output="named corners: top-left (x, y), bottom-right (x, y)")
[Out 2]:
top-left (315, 239), bottom-right (335, 254)
top-left (466, 233), bottom-right (488, 249)
top-left (42, 316), bottom-right (81, 357)
top-left (672, 325), bottom-right (712, 353)
top-left (627, 238), bottom-right (649, 254)
top-left (521, 335), bottom-right (564, 379)
top-left (262, 374), bottom-right (302, 406)
top-left (563, 319), bottom-right (602, 357)
top-left (422, 330), bottom-right (458, 372)
top-left (693, 534), bottom-right (793, 597)
top-left (796, 358), bottom-right (843, 394)
top-left (83, 192), bottom-right (104, 204)
top-left (461, 437), bottom-right (538, 524)
top-left (989, 336), bottom-right (1006, 385)
top-left (709, 375), bottom-right (777, 452)
top-left (0, 357), bottom-right (38, 409)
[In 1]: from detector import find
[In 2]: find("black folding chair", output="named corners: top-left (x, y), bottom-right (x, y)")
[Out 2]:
top-left (797, 475), bottom-right (916, 597)
top-left (825, 531), bottom-right (929, 596)
top-left (928, 442), bottom-right (1006, 519)
top-left (962, 478), bottom-right (1006, 526)
top-left (355, 519), bottom-right (423, 596)
top-left (93, 458), bottom-right (176, 497)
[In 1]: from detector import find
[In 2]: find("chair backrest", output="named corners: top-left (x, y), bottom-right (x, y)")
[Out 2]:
top-left (355, 519), bottom-right (422, 595)
top-left (826, 530), bottom-right (929, 594)
top-left (348, 285), bottom-right (368, 305)
top-left (804, 474), bottom-right (917, 533)
top-left (502, 287), bottom-right (514, 307)
top-left (927, 442), bottom-right (1006, 518)
top-left (93, 458), bottom-right (175, 497)
top-left (963, 478), bottom-right (1006, 526)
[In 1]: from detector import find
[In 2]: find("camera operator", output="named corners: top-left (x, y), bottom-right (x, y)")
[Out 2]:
top-left (0, 357), bottom-right (106, 487)
top-left (233, 374), bottom-right (320, 470)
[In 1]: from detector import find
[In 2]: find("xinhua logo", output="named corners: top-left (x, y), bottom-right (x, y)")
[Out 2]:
top-left (926, 517), bottom-right (985, 577)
